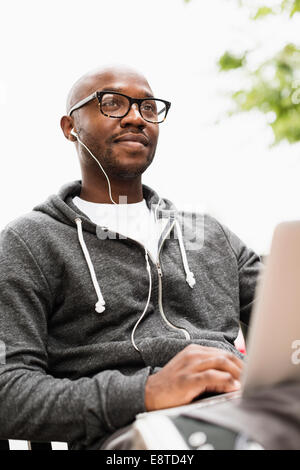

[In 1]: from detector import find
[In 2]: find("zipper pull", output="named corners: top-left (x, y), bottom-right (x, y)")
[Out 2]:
top-left (145, 251), bottom-right (151, 273)
top-left (157, 263), bottom-right (163, 277)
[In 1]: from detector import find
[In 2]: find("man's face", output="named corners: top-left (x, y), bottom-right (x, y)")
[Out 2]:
top-left (72, 71), bottom-right (159, 179)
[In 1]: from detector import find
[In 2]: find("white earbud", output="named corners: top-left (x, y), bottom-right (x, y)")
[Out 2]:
top-left (70, 128), bottom-right (78, 139)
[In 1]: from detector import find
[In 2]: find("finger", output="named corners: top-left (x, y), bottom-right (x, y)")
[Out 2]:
top-left (207, 349), bottom-right (244, 371)
top-left (192, 356), bottom-right (242, 381)
top-left (183, 347), bottom-right (243, 378)
top-left (192, 369), bottom-right (241, 396)
top-left (186, 344), bottom-right (244, 371)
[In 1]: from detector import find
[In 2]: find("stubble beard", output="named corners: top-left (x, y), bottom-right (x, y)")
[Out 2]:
top-left (96, 144), bottom-right (156, 180)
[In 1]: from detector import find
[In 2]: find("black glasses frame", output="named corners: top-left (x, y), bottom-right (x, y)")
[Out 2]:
top-left (68, 90), bottom-right (171, 124)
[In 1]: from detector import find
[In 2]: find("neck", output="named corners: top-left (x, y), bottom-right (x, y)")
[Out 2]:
top-left (79, 173), bottom-right (144, 204)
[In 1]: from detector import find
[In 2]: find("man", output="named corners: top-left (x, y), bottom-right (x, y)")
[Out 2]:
top-left (0, 66), bottom-right (261, 450)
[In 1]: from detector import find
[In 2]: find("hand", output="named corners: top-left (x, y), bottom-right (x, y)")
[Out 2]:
top-left (145, 344), bottom-right (243, 411)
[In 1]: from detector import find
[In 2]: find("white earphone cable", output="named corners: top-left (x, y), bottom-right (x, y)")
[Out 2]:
top-left (131, 250), bottom-right (152, 352)
top-left (73, 131), bottom-right (117, 205)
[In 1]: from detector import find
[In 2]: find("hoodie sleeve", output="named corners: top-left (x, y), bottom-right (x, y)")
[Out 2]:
top-left (0, 227), bottom-right (150, 448)
top-left (217, 223), bottom-right (263, 328)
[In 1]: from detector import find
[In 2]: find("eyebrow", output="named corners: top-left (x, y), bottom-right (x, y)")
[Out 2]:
top-left (100, 87), bottom-right (154, 98)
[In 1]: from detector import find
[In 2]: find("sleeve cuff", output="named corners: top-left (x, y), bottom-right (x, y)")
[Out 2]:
top-left (105, 367), bottom-right (151, 430)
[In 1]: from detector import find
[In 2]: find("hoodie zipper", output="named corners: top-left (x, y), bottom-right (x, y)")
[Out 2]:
top-left (155, 220), bottom-right (191, 340)
top-left (101, 221), bottom-right (190, 340)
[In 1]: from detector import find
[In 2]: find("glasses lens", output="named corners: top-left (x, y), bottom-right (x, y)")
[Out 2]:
top-left (101, 93), bottom-right (130, 117)
top-left (140, 99), bottom-right (167, 123)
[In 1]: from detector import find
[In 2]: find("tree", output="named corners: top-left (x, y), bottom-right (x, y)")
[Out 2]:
top-left (185, 0), bottom-right (300, 145)
top-left (217, 1), bottom-right (300, 145)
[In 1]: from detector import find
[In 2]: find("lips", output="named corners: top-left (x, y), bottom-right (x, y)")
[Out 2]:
top-left (114, 133), bottom-right (149, 146)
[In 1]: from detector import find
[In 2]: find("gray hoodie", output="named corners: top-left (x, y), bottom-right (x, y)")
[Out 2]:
top-left (0, 180), bottom-right (261, 449)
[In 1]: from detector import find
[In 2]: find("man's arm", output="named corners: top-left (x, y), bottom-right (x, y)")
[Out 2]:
top-left (218, 223), bottom-right (263, 327)
top-left (0, 227), bottom-right (150, 447)
top-left (144, 222), bottom-right (261, 412)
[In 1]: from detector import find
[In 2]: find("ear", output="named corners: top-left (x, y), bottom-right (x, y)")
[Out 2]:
top-left (60, 115), bottom-right (77, 142)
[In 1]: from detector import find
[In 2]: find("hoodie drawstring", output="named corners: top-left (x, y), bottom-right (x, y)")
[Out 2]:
top-left (74, 208), bottom-right (195, 332)
top-left (75, 218), bottom-right (106, 313)
top-left (175, 219), bottom-right (196, 289)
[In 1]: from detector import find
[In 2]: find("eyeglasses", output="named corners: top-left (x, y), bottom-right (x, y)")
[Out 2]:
top-left (68, 91), bottom-right (171, 124)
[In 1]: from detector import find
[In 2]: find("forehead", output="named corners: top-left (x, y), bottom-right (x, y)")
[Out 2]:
top-left (67, 67), bottom-right (155, 114)
top-left (85, 71), bottom-right (153, 99)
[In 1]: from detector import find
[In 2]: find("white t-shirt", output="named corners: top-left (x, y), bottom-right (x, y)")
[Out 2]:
top-left (73, 196), bottom-right (161, 261)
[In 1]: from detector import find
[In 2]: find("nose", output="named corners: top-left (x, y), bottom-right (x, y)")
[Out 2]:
top-left (120, 103), bottom-right (145, 128)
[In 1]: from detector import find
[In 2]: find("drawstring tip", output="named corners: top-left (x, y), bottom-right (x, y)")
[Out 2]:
top-left (186, 272), bottom-right (196, 288)
top-left (95, 300), bottom-right (105, 313)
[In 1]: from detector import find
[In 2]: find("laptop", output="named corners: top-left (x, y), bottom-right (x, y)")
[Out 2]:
top-left (242, 220), bottom-right (300, 394)
top-left (128, 222), bottom-right (300, 448)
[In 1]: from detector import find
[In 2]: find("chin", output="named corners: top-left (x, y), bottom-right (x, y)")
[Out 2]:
top-left (119, 160), bottom-right (153, 178)
top-left (115, 166), bottom-right (149, 179)
top-left (103, 148), bottom-right (155, 179)
top-left (115, 153), bottom-right (154, 177)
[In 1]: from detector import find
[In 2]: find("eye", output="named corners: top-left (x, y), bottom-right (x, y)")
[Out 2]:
top-left (142, 102), bottom-right (156, 112)
top-left (101, 94), bottom-right (130, 116)
top-left (141, 101), bottom-right (158, 116)
top-left (102, 97), bottom-right (120, 108)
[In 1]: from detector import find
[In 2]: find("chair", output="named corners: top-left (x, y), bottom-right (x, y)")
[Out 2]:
top-left (0, 440), bottom-right (67, 450)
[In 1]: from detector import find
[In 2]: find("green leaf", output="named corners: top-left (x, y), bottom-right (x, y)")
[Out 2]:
top-left (290, 0), bottom-right (300, 16)
top-left (220, 43), bottom-right (300, 145)
top-left (218, 52), bottom-right (245, 71)
top-left (253, 7), bottom-right (274, 19)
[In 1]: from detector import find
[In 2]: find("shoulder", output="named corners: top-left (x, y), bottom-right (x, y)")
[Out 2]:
top-left (177, 211), bottom-right (234, 246)
top-left (203, 214), bottom-right (250, 258)
top-left (177, 210), bottom-right (253, 262)
top-left (1, 211), bottom-right (54, 247)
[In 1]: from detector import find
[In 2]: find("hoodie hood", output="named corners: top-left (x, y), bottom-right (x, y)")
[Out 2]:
top-left (33, 180), bottom-right (178, 235)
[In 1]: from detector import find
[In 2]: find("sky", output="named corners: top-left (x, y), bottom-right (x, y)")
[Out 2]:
top-left (1, 0), bottom-right (300, 254)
